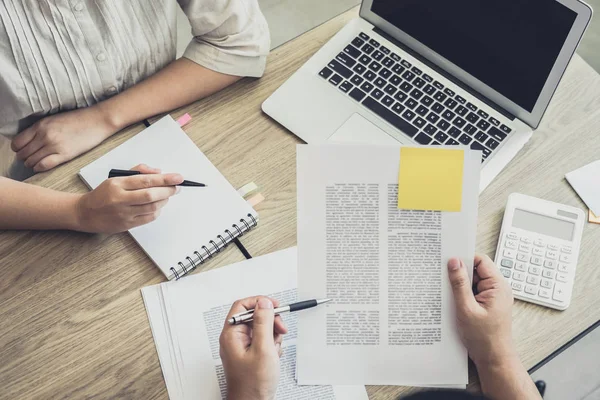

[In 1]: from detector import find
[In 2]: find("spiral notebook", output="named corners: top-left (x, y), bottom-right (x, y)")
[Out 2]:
top-left (79, 115), bottom-right (258, 280)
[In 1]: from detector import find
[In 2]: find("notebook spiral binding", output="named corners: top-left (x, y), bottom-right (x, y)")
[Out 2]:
top-left (169, 213), bottom-right (258, 280)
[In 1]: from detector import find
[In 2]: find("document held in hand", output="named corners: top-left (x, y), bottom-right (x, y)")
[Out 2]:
top-left (296, 144), bottom-right (481, 387)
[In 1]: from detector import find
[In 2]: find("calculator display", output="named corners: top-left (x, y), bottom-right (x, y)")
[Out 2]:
top-left (512, 209), bottom-right (574, 241)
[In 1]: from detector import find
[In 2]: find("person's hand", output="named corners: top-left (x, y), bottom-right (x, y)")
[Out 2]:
top-left (220, 296), bottom-right (288, 400)
top-left (11, 105), bottom-right (117, 172)
top-left (447, 255), bottom-right (515, 367)
top-left (75, 164), bottom-right (183, 234)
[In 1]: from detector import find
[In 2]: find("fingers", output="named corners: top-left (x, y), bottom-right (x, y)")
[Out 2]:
top-left (33, 154), bottom-right (65, 172)
top-left (24, 146), bottom-right (56, 169)
top-left (251, 297), bottom-right (277, 353)
top-left (125, 186), bottom-right (178, 205)
top-left (448, 258), bottom-right (478, 314)
top-left (274, 315), bottom-right (288, 335)
top-left (274, 333), bottom-right (284, 358)
top-left (15, 136), bottom-right (44, 161)
top-left (11, 126), bottom-right (36, 152)
top-left (130, 164), bottom-right (161, 174)
top-left (473, 254), bottom-right (501, 280)
top-left (131, 199), bottom-right (170, 216)
top-left (119, 173), bottom-right (184, 190)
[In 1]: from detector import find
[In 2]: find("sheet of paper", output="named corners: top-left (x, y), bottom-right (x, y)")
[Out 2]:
top-left (566, 160), bottom-right (600, 216)
top-left (296, 144), bottom-right (480, 386)
top-left (142, 248), bottom-right (368, 400)
top-left (398, 147), bottom-right (464, 211)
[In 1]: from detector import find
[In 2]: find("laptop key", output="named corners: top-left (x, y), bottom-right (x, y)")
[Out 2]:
top-left (442, 110), bottom-right (456, 121)
top-left (336, 52), bottom-right (356, 68)
top-left (465, 124), bottom-right (477, 135)
top-left (423, 84), bottom-right (436, 95)
top-left (448, 127), bottom-right (461, 138)
top-left (369, 61), bottom-right (382, 72)
top-left (392, 64), bottom-right (405, 74)
top-left (351, 75), bottom-right (364, 86)
top-left (390, 75), bottom-right (402, 86)
top-left (424, 124), bottom-right (437, 135)
top-left (459, 134), bottom-right (472, 145)
top-left (353, 64), bottom-right (366, 74)
top-left (410, 88), bottom-right (424, 100)
top-left (382, 57), bottom-right (395, 68)
top-left (444, 98), bottom-right (458, 109)
top-left (447, 139), bottom-right (460, 145)
top-left (488, 126), bottom-right (507, 142)
top-left (435, 131), bottom-right (449, 142)
top-left (444, 88), bottom-right (456, 97)
top-left (431, 141), bottom-right (442, 145)
top-left (359, 32), bottom-right (370, 41)
top-left (379, 68), bottom-right (392, 79)
top-left (405, 98), bottom-right (418, 109)
top-left (360, 81), bottom-right (374, 93)
top-left (364, 70), bottom-right (377, 81)
top-left (416, 105), bottom-right (429, 116)
top-left (500, 124), bottom-right (512, 133)
top-left (401, 60), bottom-right (412, 68)
top-left (422, 73), bottom-right (433, 82)
top-left (477, 110), bottom-right (489, 119)
top-left (352, 37), bottom-right (365, 48)
top-left (414, 117), bottom-right (427, 128)
top-left (415, 132), bottom-right (433, 144)
top-left (362, 44), bottom-right (375, 54)
top-left (477, 119), bottom-right (491, 130)
top-left (433, 92), bottom-right (447, 102)
top-left (329, 73), bottom-right (343, 86)
top-left (349, 88), bottom-right (366, 102)
top-left (362, 97), bottom-right (418, 137)
top-left (369, 38), bottom-right (380, 47)
top-left (437, 120), bottom-right (451, 131)
top-left (372, 88), bottom-right (384, 100)
top-left (400, 82), bottom-right (413, 93)
top-left (379, 45), bottom-right (390, 54)
top-left (394, 91), bottom-right (408, 102)
top-left (382, 95), bottom-right (394, 107)
top-left (339, 81), bottom-right (353, 93)
top-left (433, 81), bottom-right (444, 90)
top-left (466, 112), bottom-right (479, 123)
top-left (482, 148), bottom-right (492, 158)
top-left (466, 102), bottom-right (478, 111)
top-left (344, 45), bottom-right (362, 59)
top-left (359, 55), bottom-right (372, 65)
top-left (470, 141), bottom-right (486, 152)
top-left (390, 53), bottom-right (401, 62)
top-left (392, 102), bottom-right (405, 114)
top-left (455, 105), bottom-right (468, 116)
top-left (489, 117), bottom-right (500, 126)
top-left (402, 70), bottom-right (416, 82)
top-left (374, 77), bottom-right (386, 88)
top-left (486, 138), bottom-right (499, 149)
top-left (384, 84), bottom-right (397, 95)
top-left (402, 110), bottom-right (416, 121)
top-left (411, 66), bottom-right (422, 75)
top-left (421, 96), bottom-right (434, 107)
top-left (412, 77), bottom-right (426, 88)
top-left (455, 95), bottom-right (466, 104)
top-left (453, 117), bottom-right (466, 128)
top-left (432, 102), bottom-right (444, 114)
top-left (372, 50), bottom-right (384, 61)
top-left (475, 131), bottom-right (489, 143)
top-left (319, 67), bottom-right (333, 79)
top-left (328, 60), bottom-right (353, 79)
top-left (426, 113), bottom-right (440, 123)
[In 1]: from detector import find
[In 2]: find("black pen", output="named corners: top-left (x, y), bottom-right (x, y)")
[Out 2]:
top-left (108, 169), bottom-right (206, 187)
top-left (228, 298), bottom-right (332, 325)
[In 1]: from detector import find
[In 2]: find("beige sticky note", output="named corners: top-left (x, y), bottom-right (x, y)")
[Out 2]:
top-left (398, 147), bottom-right (464, 211)
top-left (589, 209), bottom-right (600, 224)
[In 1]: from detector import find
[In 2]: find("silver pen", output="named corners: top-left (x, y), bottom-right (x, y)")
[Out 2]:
top-left (227, 298), bottom-right (332, 325)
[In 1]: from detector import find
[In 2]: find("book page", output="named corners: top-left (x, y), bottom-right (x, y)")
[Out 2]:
top-left (296, 144), bottom-right (480, 386)
top-left (143, 248), bottom-right (368, 400)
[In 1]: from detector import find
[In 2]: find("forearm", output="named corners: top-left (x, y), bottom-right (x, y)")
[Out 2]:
top-left (0, 178), bottom-right (81, 231)
top-left (477, 354), bottom-right (542, 400)
top-left (95, 58), bottom-right (241, 134)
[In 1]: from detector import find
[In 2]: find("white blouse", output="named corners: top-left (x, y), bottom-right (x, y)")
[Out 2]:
top-left (0, 0), bottom-right (270, 137)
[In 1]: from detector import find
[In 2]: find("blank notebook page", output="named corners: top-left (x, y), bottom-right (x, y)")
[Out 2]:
top-left (79, 115), bottom-right (257, 279)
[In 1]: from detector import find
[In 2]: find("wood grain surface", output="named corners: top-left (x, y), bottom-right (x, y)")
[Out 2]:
top-left (1, 6), bottom-right (599, 400)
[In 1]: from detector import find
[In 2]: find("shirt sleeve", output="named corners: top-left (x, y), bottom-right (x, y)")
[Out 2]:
top-left (177, 0), bottom-right (270, 77)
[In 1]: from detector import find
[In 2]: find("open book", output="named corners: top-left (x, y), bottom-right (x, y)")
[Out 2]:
top-left (296, 144), bottom-right (480, 387)
top-left (79, 116), bottom-right (258, 280)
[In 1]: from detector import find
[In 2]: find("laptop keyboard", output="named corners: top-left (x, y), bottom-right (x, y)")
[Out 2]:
top-left (318, 32), bottom-right (513, 162)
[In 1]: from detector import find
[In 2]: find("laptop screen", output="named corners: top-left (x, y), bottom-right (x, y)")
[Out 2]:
top-left (371, 0), bottom-right (577, 112)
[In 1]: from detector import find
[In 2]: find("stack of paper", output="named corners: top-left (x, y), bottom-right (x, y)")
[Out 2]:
top-left (296, 144), bottom-right (480, 387)
top-left (142, 248), bottom-right (368, 400)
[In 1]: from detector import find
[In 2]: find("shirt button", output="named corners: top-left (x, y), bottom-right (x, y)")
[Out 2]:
top-left (96, 53), bottom-right (107, 62)
top-left (73, 3), bottom-right (84, 11)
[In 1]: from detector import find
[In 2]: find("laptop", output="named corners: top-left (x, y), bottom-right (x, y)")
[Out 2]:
top-left (263, 0), bottom-right (592, 191)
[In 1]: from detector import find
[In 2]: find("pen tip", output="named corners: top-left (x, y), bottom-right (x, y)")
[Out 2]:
top-left (227, 318), bottom-right (234, 325)
top-left (319, 298), bottom-right (332, 304)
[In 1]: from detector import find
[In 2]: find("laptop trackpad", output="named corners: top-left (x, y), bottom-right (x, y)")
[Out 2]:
top-left (328, 113), bottom-right (400, 145)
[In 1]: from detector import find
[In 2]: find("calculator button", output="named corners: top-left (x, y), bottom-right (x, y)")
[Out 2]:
top-left (512, 271), bottom-right (526, 282)
top-left (503, 249), bottom-right (516, 259)
top-left (500, 268), bottom-right (512, 278)
top-left (517, 253), bottom-right (528, 262)
top-left (561, 246), bottom-right (572, 254)
top-left (533, 239), bottom-right (546, 247)
top-left (541, 279), bottom-right (554, 289)
top-left (520, 237), bottom-right (532, 244)
top-left (525, 285), bottom-right (537, 295)
top-left (518, 244), bottom-right (531, 253)
top-left (553, 283), bottom-right (568, 302)
top-left (515, 262), bottom-right (527, 272)
top-left (542, 269), bottom-right (555, 279)
top-left (506, 232), bottom-right (519, 240)
top-left (528, 266), bottom-right (541, 276)
top-left (543, 260), bottom-right (556, 269)
top-left (530, 256), bottom-right (543, 266)
top-left (505, 239), bottom-right (518, 249)
top-left (532, 247), bottom-right (545, 257)
top-left (558, 263), bottom-right (569, 273)
top-left (547, 244), bottom-right (559, 251)
top-left (556, 273), bottom-right (569, 283)
top-left (559, 254), bottom-right (572, 263)
top-left (512, 282), bottom-right (523, 291)
top-left (546, 250), bottom-right (558, 260)
top-left (539, 288), bottom-right (551, 299)
top-left (500, 259), bottom-right (514, 268)
top-left (526, 275), bottom-right (540, 285)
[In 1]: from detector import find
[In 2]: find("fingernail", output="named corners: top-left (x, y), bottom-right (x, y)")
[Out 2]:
top-left (448, 258), bottom-right (461, 271)
top-left (257, 298), bottom-right (273, 309)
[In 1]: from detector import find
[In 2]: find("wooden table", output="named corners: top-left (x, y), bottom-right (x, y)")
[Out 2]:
top-left (1, 7), bottom-right (600, 400)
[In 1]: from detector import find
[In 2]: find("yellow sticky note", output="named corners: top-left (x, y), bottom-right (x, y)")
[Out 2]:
top-left (398, 147), bottom-right (464, 211)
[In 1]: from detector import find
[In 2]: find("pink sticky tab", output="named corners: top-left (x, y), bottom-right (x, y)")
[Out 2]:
top-left (177, 113), bottom-right (192, 127)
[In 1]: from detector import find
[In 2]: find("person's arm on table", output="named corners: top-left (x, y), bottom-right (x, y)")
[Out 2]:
top-left (448, 255), bottom-right (542, 400)
top-left (0, 165), bottom-right (182, 233)
top-left (12, 0), bottom-right (269, 172)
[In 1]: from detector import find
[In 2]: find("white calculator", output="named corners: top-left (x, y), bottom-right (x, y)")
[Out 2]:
top-left (494, 193), bottom-right (585, 310)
